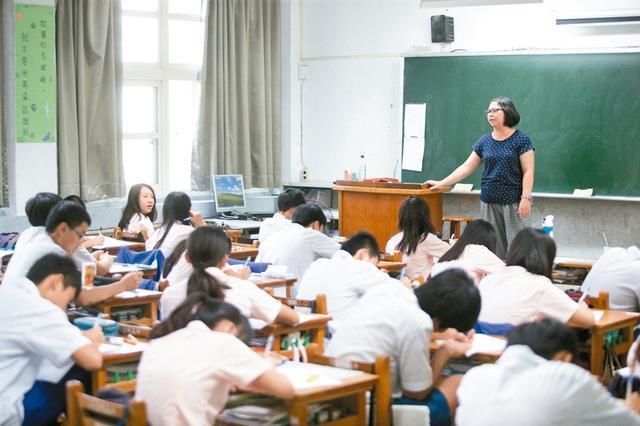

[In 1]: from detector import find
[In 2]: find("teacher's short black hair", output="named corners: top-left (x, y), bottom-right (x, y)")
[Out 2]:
top-left (492, 96), bottom-right (520, 128)
top-left (507, 318), bottom-right (578, 360)
top-left (415, 268), bottom-right (480, 332)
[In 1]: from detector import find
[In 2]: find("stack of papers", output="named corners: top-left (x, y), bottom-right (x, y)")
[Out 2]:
top-left (99, 341), bottom-right (148, 355)
top-left (276, 361), bottom-right (363, 390)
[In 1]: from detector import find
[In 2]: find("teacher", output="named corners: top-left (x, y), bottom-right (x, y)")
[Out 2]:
top-left (425, 96), bottom-right (534, 258)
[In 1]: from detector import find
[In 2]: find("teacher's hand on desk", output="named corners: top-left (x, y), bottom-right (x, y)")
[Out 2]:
top-left (424, 179), bottom-right (445, 189)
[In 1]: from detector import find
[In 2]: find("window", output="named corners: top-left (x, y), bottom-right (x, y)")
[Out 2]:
top-left (121, 0), bottom-right (204, 191)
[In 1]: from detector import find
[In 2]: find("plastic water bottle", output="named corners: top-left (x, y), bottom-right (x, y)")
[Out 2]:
top-left (542, 215), bottom-right (554, 238)
top-left (358, 154), bottom-right (367, 181)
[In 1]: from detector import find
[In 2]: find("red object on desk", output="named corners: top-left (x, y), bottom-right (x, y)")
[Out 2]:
top-left (363, 177), bottom-right (399, 183)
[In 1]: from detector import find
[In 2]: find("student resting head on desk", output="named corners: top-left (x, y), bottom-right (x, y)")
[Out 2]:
top-left (4, 201), bottom-right (142, 306)
top-left (457, 319), bottom-right (640, 425)
top-left (136, 293), bottom-right (294, 426)
top-left (161, 226), bottom-right (299, 324)
top-left (477, 227), bottom-right (594, 332)
top-left (431, 219), bottom-right (505, 283)
top-left (118, 183), bottom-right (157, 238)
top-left (297, 231), bottom-right (405, 331)
top-left (258, 187), bottom-right (306, 243)
top-left (326, 268), bottom-right (481, 426)
top-left (145, 191), bottom-right (206, 257)
top-left (385, 196), bottom-right (451, 282)
top-left (256, 203), bottom-right (340, 287)
top-left (0, 254), bottom-right (104, 426)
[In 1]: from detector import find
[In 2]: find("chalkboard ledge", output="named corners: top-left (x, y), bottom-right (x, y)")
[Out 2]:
top-left (444, 190), bottom-right (640, 203)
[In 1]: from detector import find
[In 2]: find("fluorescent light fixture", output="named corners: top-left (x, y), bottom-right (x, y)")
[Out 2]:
top-left (420, 0), bottom-right (543, 7)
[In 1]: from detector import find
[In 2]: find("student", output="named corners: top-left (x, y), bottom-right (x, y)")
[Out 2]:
top-left (161, 226), bottom-right (298, 324)
top-left (431, 219), bottom-right (504, 283)
top-left (457, 319), bottom-right (640, 425)
top-left (326, 269), bottom-right (481, 426)
top-left (117, 183), bottom-right (157, 238)
top-left (256, 204), bottom-right (340, 287)
top-left (385, 196), bottom-right (451, 281)
top-left (4, 201), bottom-right (142, 306)
top-left (477, 228), bottom-right (594, 329)
top-left (146, 191), bottom-right (206, 256)
top-left (258, 188), bottom-right (306, 243)
top-left (582, 246), bottom-right (640, 312)
top-left (0, 254), bottom-right (103, 425)
top-left (297, 231), bottom-right (402, 331)
top-left (136, 293), bottom-right (294, 425)
top-left (15, 192), bottom-right (62, 250)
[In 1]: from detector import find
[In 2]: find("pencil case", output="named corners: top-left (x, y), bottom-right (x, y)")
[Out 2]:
top-left (73, 317), bottom-right (120, 336)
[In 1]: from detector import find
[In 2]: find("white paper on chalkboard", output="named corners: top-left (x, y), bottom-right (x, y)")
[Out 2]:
top-left (404, 103), bottom-right (426, 138)
top-left (402, 136), bottom-right (425, 172)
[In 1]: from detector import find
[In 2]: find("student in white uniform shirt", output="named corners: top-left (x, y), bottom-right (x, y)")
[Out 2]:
top-left (431, 219), bottom-right (504, 283)
top-left (258, 188), bottom-right (306, 243)
top-left (477, 228), bottom-right (594, 330)
top-left (582, 246), bottom-right (640, 312)
top-left (15, 192), bottom-right (62, 250)
top-left (256, 204), bottom-right (340, 288)
top-left (146, 191), bottom-right (206, 257)
top-left (297, 231), bottom-right (400, 332)
top-left (117, 183), bottom-right (157, 238)
top-left (161, 226), bottom-right (299, 324)
top-left (457, 319), bottom-right (640, 426)
top-left (0, 254), bottom-right (104, 426)
top-left (326, 269), bottom-right (481, 426)
top-left (137, 293), bottom-right (294, 426)
top-left (4, 201), bottom-right (142, 306)
top-left (386, 196), bottom-right (451, 282)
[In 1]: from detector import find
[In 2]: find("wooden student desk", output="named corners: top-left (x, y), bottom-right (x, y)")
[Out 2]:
top-left (229, 243), bottom-right (259, 260)
top-left (588, 309), bottom-right (640, 377)
top-left (94, 340), bottom-right (148, 394)
top-left (96, 289), bottom-right (162, 323)
top-left (377, 260), bottom-right (405, 273)
top-left (250, 275), bottom-right (297, 297)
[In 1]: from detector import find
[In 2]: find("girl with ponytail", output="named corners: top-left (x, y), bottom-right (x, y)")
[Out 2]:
top-left (136, 293), bottom-right (294, 425)
top-left (160, 226), bottom-right (299, 325)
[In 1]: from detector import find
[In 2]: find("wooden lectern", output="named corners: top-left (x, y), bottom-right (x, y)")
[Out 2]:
top-left (333, 181), bottom-right (449, 249)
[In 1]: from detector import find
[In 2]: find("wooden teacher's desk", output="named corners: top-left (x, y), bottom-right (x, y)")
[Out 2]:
top-left (333, 181), bottom-right (448, 247)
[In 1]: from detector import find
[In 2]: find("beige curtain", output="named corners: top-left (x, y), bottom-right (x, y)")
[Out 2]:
top-left (56, 0), bottom-right (124, 200)
top-left (0, 2), bottom-right (6, 206)
top-left (192, 0), bottom-right (281, 190)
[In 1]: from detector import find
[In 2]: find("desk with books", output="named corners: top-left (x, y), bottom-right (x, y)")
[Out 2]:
top-left (96, 289), bottom-right (162, 323)
top-left (588, 309), bottom-right (640, 377)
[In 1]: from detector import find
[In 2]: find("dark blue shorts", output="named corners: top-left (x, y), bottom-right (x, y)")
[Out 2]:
top-left (393, 388), bottom-right (451, 426)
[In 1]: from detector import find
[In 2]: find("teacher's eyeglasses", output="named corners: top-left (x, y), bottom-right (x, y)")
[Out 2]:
top-left (486, 108), bottom-right (503, 115)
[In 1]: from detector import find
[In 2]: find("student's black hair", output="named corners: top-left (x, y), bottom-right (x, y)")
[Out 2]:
top-left (26, 253), bottom-right (82, 299)
top-left (150, 292), bottom-right (252, 343)
top-left (438, 219), bottom-right (498, 263)
top-left (505, 227), bottom-right (556, 279)
top-left (153, 191), bottom-right (192, 251)
top-left (341, 231), bottom-right (381, 259)
top-left (118, 183), bottom-right (157, 231)
top-left (45, 201), bottom-right (92, 233)
top-left (186, 226), bottom-right (231, 300)
top-left (278, 188), bottom-right (306, 212)
top-left (25, 192), bottom-right (63, 226)
top-left (415, 268), bottom-right (481, 332)
top-left (506, 318), bottom-right (578, 360)
top-left (394, 196), bottom-right (438, 255)
top-left (490, 96), bottom-right (520, 128)
top-left (292, 203), bottom-right (327, 228)
top-left (162, 239), bottom-right (188, 278)
top-left (63, 195), bottom-right (86, 210)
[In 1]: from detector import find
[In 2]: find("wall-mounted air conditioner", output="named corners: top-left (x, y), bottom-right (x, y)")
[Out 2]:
top-left (420, 0), bottom-right (543, 7)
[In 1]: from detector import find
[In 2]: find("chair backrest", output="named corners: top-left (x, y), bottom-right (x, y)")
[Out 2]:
top-left (587, 291), bottom-right (610, 310)
top-left (114, 227), bottom-right (148, 242)
top-left (306, 344), bottom-right (392, 426)
top-left (275, 293), bottom-right (328, 314)
top-left (66, 380), bottom-right (147, 426)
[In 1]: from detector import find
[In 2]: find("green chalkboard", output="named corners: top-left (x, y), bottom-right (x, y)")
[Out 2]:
top-left (402, 53), bottom-right (640, 196)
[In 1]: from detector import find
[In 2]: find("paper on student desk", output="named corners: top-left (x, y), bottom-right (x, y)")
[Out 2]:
top-left (277, 361), bottom-right (363, 390)
top-left (404, 103), bottom-right (426, 138)
top-left (99, 341), bottom-right (148, 355)
top-left (465, 334), bottom-right (506, 357)
top-left (402, 136), bottom-right (425, 172)
top-left (116, 289), bottom-right (162, 299)
top-left (93, 236), bottom-right (139, 250)
top-left (591, 309), bottom-right (605, 322)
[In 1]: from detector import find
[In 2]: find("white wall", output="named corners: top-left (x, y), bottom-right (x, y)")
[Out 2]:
top-left (280, 0), bottom-right (640, 256)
